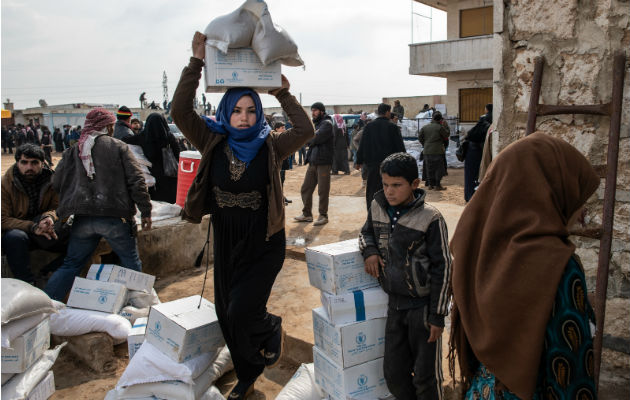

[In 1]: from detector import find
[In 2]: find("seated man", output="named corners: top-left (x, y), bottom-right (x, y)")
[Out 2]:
top-left (1, 144), bottom-right (65, 285)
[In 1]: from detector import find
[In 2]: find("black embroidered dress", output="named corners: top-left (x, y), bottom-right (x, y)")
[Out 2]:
top-left (208, 142), bottom-right (284, 383)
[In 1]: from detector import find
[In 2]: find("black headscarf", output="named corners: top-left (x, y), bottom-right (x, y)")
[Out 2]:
top-left (141, 113), bottom-right (171, 161)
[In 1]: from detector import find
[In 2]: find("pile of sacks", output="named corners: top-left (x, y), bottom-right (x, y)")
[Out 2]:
top-left (305, 239), bottom-right (393, 400)
top-left (1, 279), bottom-right (66, 400)
top-left (107, 295), bottom-right (232, 400)
top-left (49, 264), bottom-right (160, 346)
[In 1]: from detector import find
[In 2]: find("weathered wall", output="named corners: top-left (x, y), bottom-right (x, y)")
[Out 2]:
top-left (493, 0), bottom-right (630, 395)
top-left (445, 69), bottom-right (493, 126)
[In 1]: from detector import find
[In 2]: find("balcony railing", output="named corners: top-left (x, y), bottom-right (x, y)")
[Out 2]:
top-left (409, 35), bottom-right (493, 76)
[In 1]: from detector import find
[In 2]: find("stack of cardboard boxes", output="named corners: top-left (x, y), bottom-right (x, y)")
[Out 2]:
top-left (306, 239), bottom-right (392, 400)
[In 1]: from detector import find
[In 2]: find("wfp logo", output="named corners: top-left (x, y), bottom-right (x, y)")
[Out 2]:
top-left (98, 295), bottom-right (107, 304)
top-left (154, 321), bottom-right (161, 333)
top-left (357, 374), bottom-right (368, 387)
top-left (321, 271), bottom-right (327, 282)
top-left (356, 332), bottom-right (366, 345)
top-left (232, 71), bottom-right (239, 80)
top-left (215, 79), bottom-right (225, 84)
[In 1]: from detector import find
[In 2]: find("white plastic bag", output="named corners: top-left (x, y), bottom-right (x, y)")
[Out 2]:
top-left (1, 343), bottom-right (66, 400)
top-left (117, 341), bottom-right (216, 387)
top-left (49, 308), bottom-right (131, 342)
top-left (126, 289), bottom-right (160, 309)
top-left (1, 279), bottom-right (57, 325)
top-left (204, 6), bottom-right (257, 53)
top-left (276, 363), bottom-right (324, 400)
top-left (251, 13), bottom-right (303, 66)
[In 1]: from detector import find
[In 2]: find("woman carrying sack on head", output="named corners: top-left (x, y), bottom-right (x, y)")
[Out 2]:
top-left (449, 132), bottom-right (599, 399)
top-left (124, 113), bottom-right (181, 203)
top-left (170, 32), bottom-right (314, 400)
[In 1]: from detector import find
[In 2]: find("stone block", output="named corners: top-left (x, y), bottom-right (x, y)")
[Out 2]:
top-left (51, 332), bottom-right (115, 373)
top-left (509, 0), bottom-right (578, 40)
top-left (604, 298), bottom-right (630, 340)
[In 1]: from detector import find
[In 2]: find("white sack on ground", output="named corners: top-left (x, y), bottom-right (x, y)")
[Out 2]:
top-left (275, 363), bottom-right (324, 400)
top-left (200, 386), bottom-right (226, 400)
top-left (204, 0), bottom-right (304, 67)
top-left (1, 279), bottom-right (57, 325)
top-left (1, 343), bottom-right (65, 400)
top-left (49, 308), bottom-right (131, 341)
top-left (2, 314), bottom-right (48, 349)
top-left (117, 341), bottom-right (216, 387)
top-left (113, 358), bottom-right (219, 400)
top-left (135, 201), bottom-right (182, 225)
top-left (126, 289), bottom-right (160, 309)
top-left (118, 306), bottom-right (149, 325)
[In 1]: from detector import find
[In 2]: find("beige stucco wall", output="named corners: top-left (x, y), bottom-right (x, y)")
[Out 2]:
top-left (444, 69), bottom-right (492, 125)
top-left (493, 0), bottom-right (630, 394)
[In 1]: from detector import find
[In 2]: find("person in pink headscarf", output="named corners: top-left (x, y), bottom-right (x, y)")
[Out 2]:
top-left (44, 107), bottom-right (152, 301)
top-left (331, 114), bottom-right (350, 175)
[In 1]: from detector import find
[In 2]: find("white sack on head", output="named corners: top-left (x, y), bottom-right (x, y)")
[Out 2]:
top-left (1, 279), bottom-right (57, 325)
top-left (204, 0), bottom-right (304, 67)
top-left (49, 308), bottom-right (131, 342)
top-left (204, 7), bottom-right (257, 53)
top-left (1, 343), bottom-right (65, 400)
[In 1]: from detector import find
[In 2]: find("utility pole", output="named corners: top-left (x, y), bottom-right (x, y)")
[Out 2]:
top-left (162, 71), bottom-right (169, 109)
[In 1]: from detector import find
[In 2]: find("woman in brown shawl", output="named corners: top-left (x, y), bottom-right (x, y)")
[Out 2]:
top-left (449, 132), bottom-right (600, 399)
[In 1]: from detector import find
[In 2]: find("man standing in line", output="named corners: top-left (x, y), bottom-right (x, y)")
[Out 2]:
top-left (113, 106), bottom-right (134, 140)
top-left (393, 100), bottom-right (405, 121)
top-left (1, 144), bottom-right (65, 285)
top-left (44, 108), bottom-right (152, 301)
top-left (294, 102), bottom-right (334, 226)
top-left (355, 103), bottom-right (406, 209)
top-left (419, 111), bottom-right (450, 190)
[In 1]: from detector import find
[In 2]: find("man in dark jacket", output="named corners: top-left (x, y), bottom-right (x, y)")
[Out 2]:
top-left (113, 105), bottom-right (134, 140)
top-left (419, 111), bottom-right (450, 190)
top-left (392, 100), bottom-right (405, 120)
top-left (355, 103), bottom-right (406, 209)
top-left (294, 102), bottom-right (333, 226)
top-left (44, 108), bottom-right (152, 301)
top-left (1, 144), bottom-right (64, 285)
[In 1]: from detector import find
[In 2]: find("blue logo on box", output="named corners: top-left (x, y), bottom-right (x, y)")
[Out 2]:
top-left (356, 332), bottom-right (366, 345)
top-left (321, 271), bottom-right (327, 282)
top-left (232, 71), bottom-right (238, 79)
top-left (155, 321), bottom-right (161, 333)
top-left (215, 79), bottom-right (225, 84)
top-left (357, 374), bottom-right (368, 386)
top-left (98, 295), bottom-right (107, 304)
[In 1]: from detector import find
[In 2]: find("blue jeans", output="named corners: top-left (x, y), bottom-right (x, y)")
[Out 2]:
top-left (44, 216), bottom-right (142, 301)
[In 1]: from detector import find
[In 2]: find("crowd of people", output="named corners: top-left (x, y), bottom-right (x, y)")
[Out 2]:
top-left (0, 31), bottom-right (596, 400)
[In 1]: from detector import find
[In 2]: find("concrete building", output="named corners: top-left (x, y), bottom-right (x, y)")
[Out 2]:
top-left (410, 0), bottom-right (493, 131)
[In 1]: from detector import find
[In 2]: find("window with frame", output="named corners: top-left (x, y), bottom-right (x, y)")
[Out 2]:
top-left (459, 87), bottom-right (492, 123)
top-left (460, 6), bottom-right (493, 38)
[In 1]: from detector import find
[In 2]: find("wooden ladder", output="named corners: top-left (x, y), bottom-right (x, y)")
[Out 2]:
top-left (525, 52), bottom-right (627, 392)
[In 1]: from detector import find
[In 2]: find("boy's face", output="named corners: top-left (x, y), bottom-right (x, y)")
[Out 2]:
top-left (382, 173), bottom-right (419, 207)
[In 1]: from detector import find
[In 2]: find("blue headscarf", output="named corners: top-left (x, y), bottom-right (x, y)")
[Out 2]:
top-left (202, 88), bottom-right (271, 165)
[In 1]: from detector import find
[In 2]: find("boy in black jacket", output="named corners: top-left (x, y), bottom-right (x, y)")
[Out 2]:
top-left (359, 152), bottom-right (451, 400)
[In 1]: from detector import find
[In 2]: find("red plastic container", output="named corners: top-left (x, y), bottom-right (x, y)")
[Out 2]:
top-left (176, 151), bottom-right (202, 208)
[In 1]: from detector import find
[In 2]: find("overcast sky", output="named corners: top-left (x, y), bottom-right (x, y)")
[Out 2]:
top-left (1, 0), bottom-right (446, 111)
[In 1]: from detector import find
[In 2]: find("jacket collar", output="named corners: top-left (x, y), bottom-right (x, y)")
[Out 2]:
top-left (373, 188), bottom-right (426, 211)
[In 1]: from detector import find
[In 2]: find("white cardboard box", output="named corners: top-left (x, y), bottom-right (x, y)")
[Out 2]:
top-left (313, 346), bottom-right (388, 400)
top-left (86, 264), bottom-right (155, 293)
top-left (204, 46), bottom-right (281, 92)
top-left (26, 370), bottom-right (55, 400)
top-left (306, 239), bottom-right (379, 295)
top-left (312, 307), bottom-right (386, 368)
top-left (66, 277), bottom-right (127, 314)
top-left (321, 287), bottom-right (388, 326)
top-left (145, 295), bottom-right (224, 363)
top-left (128, 317), bottom-right (147, 360)
top-left (1, 318), bottom-right (50, 373)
